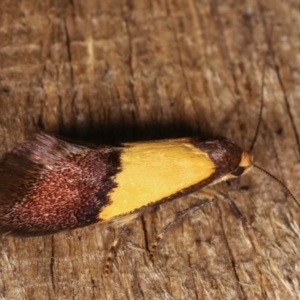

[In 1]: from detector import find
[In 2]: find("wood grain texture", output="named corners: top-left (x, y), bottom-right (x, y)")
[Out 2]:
top-left (0, 0), bottom-right (300, 299)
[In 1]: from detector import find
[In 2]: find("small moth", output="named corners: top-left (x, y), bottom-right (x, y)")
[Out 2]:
top-left (0, 134), bottom-right (254, 236)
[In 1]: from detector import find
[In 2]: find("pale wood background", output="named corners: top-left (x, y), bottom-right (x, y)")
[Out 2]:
top-left (0, 0), bottom-right (300, 299)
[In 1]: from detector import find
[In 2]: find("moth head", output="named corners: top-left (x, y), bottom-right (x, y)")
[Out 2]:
top-left (230, 151), bottom-right (253, 177)
top-left (216, 150), bottom-right (253, 183)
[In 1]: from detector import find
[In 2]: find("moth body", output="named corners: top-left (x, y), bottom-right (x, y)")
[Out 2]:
top-left (0, 134), bottom-right (252, 236)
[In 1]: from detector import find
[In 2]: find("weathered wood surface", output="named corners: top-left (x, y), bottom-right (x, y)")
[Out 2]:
top-left (0, 1), bottom-right (300, 299)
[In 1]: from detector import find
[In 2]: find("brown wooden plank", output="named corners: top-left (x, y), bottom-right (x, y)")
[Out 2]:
top-left (0, 0), bottom-right (300, 299)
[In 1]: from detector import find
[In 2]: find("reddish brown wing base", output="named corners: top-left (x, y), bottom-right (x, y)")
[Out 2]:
top-left (0, 134), bottom-right (121, 236)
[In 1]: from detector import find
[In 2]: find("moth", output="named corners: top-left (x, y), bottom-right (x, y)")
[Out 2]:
top-left (0, 134), bottom-right (254, 236)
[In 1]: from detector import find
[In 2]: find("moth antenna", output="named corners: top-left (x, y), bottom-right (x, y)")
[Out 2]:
top-left (253, 164), bottom-right (300, 208)
top-left (248, 63), bottom-right (266, 153)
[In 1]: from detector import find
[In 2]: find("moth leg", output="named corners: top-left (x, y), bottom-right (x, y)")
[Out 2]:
top-left (221, 196), bottom-right (259, 232)
top-left (104, 225), bottom-right (129, 276)
top-left (204, 188), bottom-right (259, 232)
top-left (149, 198), bottom-right (214, 260)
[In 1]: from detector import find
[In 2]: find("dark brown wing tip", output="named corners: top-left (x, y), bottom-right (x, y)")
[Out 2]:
top-left (12, 133), bottom-right (86, 165)
top-left (0, 134), bottom-right (88, 236)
